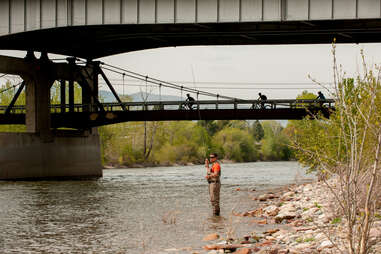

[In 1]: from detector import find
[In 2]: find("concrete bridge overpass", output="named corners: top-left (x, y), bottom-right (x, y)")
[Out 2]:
top-left (1, 0), bottom-right (381, 58)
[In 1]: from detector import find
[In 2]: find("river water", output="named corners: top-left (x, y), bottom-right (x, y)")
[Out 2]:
top-left (0, 161), bottom-right (314, 254)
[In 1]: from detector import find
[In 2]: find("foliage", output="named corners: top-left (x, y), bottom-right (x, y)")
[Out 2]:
top-left (261, 121), bottom-right (293, 161)
top-left (213, 127), bottom-right (258, 162)
top-left (292, 46), bottom-right (381, 254)
top-left (251, 120), bottom-right (264, 142)
top-left (0, 81), bottom-right (26, 132)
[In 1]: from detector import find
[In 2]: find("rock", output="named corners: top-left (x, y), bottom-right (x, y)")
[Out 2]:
top-left (289, 219), bottom-right (304, 227)
top-left (263, 205), bottom-right (280, 217)
top-left (293, 243), bottom-right (313, 250)
top-left (264, 228), bottom-right (280, 235)
top-left (314, 233), bottom-right (326, 241)
top-left (204, 244), bottom-right (244, 251)
top-left (252, 218), bottom-right (268, 224)
top-left (280, 203), bottom-right (296, 211)
top-left (258, 194), bottom-right (269, 201)
top-left (268, 249), bottom-right (280, 254)
top-left (233, 248), bottom-right (252, 254)
top-left (203, 233), bottom-right (220, 241)
top-left (301, 207), bottom-right (320, 217)
top-left (281, 191), bottom-right (295, 201)
top-left (318, 240), bottom-right (333, 250)
top-left (265, 236), bottom-right (276, 241)
top-left (267, 193), bottom-right (277, 199)
top-left (275, 211), bottom-right (297, 223)
top-left (208, 250), bottom-right (224, 254)
top-left (272, 229), bottom-right (288, 238)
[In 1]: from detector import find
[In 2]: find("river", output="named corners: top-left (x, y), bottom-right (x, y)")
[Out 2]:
top-left (0, 161), bottom-right (314, 254)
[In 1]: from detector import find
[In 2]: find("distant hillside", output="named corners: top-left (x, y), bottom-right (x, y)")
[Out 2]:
top-left (99, 90), bottom-right (117, 102)
top-left (99, 90), bottom-right (182, 102)
top-left (129, 92), bottom-right (182, 102)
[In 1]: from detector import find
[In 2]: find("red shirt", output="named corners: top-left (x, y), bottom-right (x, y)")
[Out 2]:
top-left (211, 162), bottom-right (221, 175)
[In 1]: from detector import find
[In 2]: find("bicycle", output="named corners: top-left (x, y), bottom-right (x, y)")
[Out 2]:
top-left (250, 101), bottom-right (270, 109)
top-left (179, 102), bottom-right (196, 110)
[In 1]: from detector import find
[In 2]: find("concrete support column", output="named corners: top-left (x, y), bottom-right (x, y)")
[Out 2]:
top-left (68, 80), bottom-right (74, 113)
top-left (60, 80), bottom-right (66, 113)
top-left (67, 57), bottom-right (76, 113)
top-left (82, 61), bottom-right (99, 112)
top-left (25, 73), bottom-right (52, 136)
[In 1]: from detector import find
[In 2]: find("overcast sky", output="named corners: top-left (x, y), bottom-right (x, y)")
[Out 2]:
top-left (2, 43), bottom-right (381, 100)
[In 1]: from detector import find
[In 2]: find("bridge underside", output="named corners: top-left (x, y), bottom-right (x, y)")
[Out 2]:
top-left (0, 108), bottom-right (331, 129)
top-left (2, 19), bottom-right (381, 59)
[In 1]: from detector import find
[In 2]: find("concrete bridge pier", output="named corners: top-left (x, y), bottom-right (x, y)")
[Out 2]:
top-left (0, 53), bottom-right (102, 180)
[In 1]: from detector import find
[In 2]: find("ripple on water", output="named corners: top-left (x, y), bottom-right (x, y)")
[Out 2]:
top-left (0, 161), bottom-right (314, 253)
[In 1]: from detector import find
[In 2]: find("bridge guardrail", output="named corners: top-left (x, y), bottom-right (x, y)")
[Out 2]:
top-left (0, 99), bottom-right (335, 114)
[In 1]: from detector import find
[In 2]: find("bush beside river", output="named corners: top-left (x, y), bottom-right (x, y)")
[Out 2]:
top-left (99, 119), bottom-right (294, 168)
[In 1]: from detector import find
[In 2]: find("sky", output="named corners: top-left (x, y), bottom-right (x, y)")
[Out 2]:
top-left (2, 42), bottom-right (381, 100)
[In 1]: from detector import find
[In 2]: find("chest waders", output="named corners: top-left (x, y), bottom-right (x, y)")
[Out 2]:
top-left (208, 162), bottom-right (221, 216)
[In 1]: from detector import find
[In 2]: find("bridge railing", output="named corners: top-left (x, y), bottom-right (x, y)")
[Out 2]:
top-left (0, 99), bottom-right (335, 114)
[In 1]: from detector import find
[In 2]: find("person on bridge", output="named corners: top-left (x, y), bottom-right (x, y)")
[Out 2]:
top-left (316, 91), bottom-right (326, 100)
top-left (258, 93), bottom-right (268, 109)
top-left (185, 93), bottom-right (195, 110)
top-left (205, 153), bottom-right (221, 216)
top-left (316, 91), bottom-right (326, 107)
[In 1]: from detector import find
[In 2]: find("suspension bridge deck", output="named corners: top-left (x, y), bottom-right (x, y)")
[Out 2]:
top-left (0, 99), bottom-right (334, 129)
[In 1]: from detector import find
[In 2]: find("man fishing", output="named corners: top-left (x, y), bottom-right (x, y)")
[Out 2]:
top-left (205, 153), bottom-right (221, 216)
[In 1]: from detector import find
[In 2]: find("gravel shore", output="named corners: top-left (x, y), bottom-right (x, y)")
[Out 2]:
top-left (194, 179), bottom-right (381, 254)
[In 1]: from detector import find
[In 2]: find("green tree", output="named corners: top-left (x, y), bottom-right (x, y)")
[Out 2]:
top-left (213, 127), bottom-right (258, 162)
top-left (251, 120), bottom-right (264, 142)
top-left (260, 121), bottom-right (293, 161)
top-left (292, 47), bottom-right (381, 253)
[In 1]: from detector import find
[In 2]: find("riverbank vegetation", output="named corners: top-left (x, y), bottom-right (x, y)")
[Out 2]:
top-left (99, 119), bottom-right (293, 167)
top-left (289, 46), bottom-right (381, 254)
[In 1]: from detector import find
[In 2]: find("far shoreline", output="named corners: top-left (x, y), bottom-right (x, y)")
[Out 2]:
top-left (102, 159), bottom-right (298, 170)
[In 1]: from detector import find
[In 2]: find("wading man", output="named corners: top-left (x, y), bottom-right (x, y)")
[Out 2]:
top-left (205, 153), bottom-right (221, 216)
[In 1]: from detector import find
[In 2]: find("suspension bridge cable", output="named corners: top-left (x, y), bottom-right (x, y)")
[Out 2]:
top-left (0, 82), bottom-right (23, 94)
top-left (100, 66), bottom-right (239, 100)
top-left (100, 62), bottom-right (241, 101)
top-left (104, 78), bottom-right (334, 86)
top-left (101, 66), bottom-right (233, 100)
top-left (98, 82), bottom-right (332, 90)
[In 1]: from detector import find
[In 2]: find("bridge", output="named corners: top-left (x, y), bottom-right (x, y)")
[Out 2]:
top-left (0, 99), bottom-right (335, 128)
top-left (0, 0), bottom-right (377, 179)
top-left (1, 0), bottom-right (381, 58)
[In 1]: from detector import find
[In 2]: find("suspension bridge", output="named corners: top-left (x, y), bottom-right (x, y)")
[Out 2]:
top-left (0, 56), bottom-right (334, 129)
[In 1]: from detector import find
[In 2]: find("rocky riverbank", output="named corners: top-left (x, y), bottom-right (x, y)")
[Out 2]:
top-left (196, 179), bottom-right (381, 254)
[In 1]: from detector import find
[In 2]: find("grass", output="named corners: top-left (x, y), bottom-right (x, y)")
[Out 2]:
top-left (296, 237), bottom-right (315, 243)
top-left (331, 217), bottom-right (342, 224)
